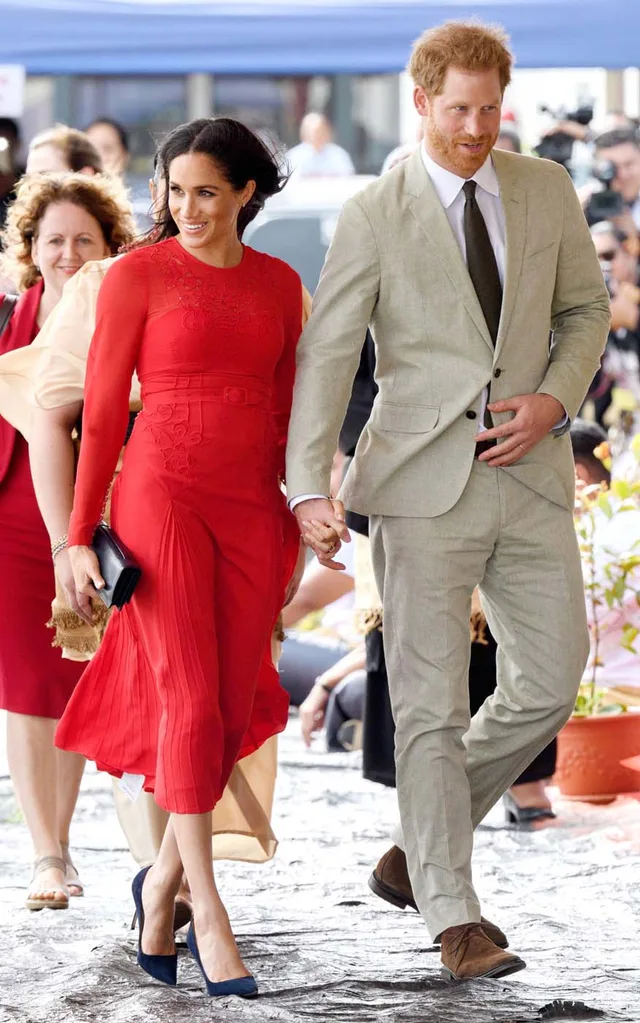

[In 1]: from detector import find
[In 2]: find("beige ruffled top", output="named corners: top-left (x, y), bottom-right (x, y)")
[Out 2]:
top-left (0, 256), bottom-right (140, 441)
top-left (0, 257), bottom-right (141, 659)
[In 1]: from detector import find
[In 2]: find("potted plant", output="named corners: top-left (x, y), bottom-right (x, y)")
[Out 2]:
top-left (554, 436), bottom-right (640, 801)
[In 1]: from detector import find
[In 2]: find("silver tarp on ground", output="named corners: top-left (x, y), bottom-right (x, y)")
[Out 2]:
top-left (0, 722), bottom-right (638, 1023)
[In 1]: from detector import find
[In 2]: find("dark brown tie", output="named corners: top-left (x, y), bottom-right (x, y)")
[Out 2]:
top-left (462, 180), bottom-right (502, 345)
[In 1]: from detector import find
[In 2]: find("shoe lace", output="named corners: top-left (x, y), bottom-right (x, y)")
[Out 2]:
top-left (448, 923), bottom-right (483, 960)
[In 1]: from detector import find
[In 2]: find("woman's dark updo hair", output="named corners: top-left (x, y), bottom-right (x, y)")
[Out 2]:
top-left (152, 117), bottom-right (287, 241)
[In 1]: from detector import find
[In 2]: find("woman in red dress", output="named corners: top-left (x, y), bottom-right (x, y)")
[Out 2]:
top-left (0, 173), bottom-right (135, 910)
top-left (56, 119), bottom-right (305, 997)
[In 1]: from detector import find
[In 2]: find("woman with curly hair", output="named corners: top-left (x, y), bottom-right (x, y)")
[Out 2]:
top-left (0, 172), bottom-right (135, 911)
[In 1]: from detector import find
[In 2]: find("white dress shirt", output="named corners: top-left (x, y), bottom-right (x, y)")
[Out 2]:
top-left (420, 145), bottom-right (504, 434)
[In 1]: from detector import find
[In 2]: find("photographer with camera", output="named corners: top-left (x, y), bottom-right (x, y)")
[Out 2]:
top-left (592, 129), bottom-right (640, 229)
top-left (587, 220), bottom-right (640, 421)
top-left (535, 103), bottom-right (593, 180)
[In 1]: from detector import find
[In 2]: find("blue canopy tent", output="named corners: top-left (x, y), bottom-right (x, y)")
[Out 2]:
top-left (0, 0), bottom-right (638, 75)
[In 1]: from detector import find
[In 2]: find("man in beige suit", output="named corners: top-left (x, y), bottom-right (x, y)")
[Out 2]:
top-left (286, 22), bottom-right (610, 981)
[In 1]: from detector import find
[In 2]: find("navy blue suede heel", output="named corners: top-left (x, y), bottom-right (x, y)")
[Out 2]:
top-left (186, 923), bottom-right (258, 999)
top-left (131, 867), bottom-right (178, 986)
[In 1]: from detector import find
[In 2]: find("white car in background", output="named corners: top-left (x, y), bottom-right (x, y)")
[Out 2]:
top-left (244, 175), bottom-right (376, 294)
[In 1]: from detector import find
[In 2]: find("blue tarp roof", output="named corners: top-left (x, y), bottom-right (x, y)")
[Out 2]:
top-left (0, 0), bottom-right (638, 75)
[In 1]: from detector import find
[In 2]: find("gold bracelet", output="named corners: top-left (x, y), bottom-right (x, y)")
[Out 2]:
top-left (51, 534), bottom-right (68, 559)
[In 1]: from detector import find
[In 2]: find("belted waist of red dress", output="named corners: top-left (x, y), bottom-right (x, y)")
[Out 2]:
top-left (141, 373), bottom-right (273, 408)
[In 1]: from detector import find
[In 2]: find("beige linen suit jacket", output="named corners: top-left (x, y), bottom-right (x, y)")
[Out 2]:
top-left (286, 148), bottom-right (610, 516)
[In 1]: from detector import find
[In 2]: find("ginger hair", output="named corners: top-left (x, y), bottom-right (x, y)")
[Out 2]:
top-left (408, 21), bottom-right (513, 96)
top-left (0, 172), bottom-right (136, 291)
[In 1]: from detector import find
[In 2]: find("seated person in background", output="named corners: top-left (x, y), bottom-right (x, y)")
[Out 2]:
top-left (279, 541), bottom-right (365, 750)
top-left (288, 113), bottom-right (355, 178)
top-left (572, 419), bottom-right (640, 702)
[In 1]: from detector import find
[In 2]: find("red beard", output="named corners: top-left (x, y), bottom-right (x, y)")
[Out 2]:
top-left (425, 120), bottom-right (497, 177)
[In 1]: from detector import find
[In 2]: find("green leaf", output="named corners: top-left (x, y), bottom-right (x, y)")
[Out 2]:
top-left (621, 624), bottom-right (639, 653)
top-left (595, 702), bottom-right (628, 716)
top-left (611, 480), bottom-right (633, 500)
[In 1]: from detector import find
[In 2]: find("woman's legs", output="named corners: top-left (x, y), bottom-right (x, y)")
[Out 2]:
top-left (137, 817), bottom-right (183, 957)
top-left (6, 711), bottom-right (83, 897)
top-left (141, 813), bottom-right (248, 981)
top-left (56, 746), bottom-right (86, 892)
top-left (172, 812), bottom-right (249, 981)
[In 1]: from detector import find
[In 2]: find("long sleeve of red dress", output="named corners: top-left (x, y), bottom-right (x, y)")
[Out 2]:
top-left (272, 282), bottom-right (304, 480)
top-left (68, 255), bottom-right (147, 547)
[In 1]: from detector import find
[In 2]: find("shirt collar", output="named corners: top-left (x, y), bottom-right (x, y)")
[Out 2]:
top-left (420, 143), bottom-right (500, 208)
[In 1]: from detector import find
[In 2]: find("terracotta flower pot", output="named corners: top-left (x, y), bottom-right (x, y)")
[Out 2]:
top-left (554, 712), bottom-right (640, 802)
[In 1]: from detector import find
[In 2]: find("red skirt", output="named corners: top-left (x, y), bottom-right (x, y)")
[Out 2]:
top-left (0, 436), bottom-right (83, 718)
top-left (56, 378), bottom-right (298, 813)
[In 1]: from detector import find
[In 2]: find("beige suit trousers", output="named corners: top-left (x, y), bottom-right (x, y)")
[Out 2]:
top-left (370, 460), bottom-right (588, 941)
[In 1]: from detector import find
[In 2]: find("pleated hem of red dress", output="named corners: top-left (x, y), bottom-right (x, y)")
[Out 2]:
top-left (58, 693), bottom-right (289, 815)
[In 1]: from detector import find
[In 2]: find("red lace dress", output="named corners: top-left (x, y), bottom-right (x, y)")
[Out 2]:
top-left (55, 239), bottom-right (302, 814)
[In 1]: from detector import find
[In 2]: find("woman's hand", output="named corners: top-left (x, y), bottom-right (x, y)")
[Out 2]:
top-left (284, 542), bottom-right (306, 607)
top-left (299, 683), bottom-right (330, 747)
top-left (67, 545), bottom-right (105, 624)
top-left (53, 547), bottom-right (94, 626)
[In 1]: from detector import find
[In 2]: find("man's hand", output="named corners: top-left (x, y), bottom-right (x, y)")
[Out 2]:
top-left (294, 498), bottom-right (351, 571)
top-left (478, 392), bottom-right (566, 467)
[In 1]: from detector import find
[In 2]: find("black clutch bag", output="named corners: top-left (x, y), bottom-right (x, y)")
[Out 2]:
top-left (91, 523), bottom-right (141, 609)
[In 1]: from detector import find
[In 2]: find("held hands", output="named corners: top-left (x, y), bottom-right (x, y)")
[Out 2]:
top-left (293, 498), bottom-right (351, 570)
top-left (478, 392), bottom-right (565, 468)
top-left (66, 545), bottom-right (106, 625)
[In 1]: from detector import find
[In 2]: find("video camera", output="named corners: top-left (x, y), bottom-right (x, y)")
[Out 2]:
top-left (585, 160), bottom-right (626, 224)
top-left (534, 103), bottom-right (593, 169)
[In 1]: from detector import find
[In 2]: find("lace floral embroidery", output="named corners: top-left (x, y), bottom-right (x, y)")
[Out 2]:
top-left (150, 240), bottom-right (248, 340)
top-left (140, 403), bottom-right (207, 474)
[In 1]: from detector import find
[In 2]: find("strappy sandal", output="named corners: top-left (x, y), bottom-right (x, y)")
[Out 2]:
top-left (61, 841), bottom-right (84, 898)
top-left (25, 855), bottom-right (69, 911)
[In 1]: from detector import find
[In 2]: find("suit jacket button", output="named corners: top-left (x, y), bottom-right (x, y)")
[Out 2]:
top-left (466, 410), bottom-right (477, 420)
top-left (494, 368), bottom-right (502, 378)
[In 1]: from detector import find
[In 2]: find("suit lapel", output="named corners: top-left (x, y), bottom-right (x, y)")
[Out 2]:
top-left (493, 149), bottom-right (526, 360)
top-left (404, 150), bottom-right (494, 353)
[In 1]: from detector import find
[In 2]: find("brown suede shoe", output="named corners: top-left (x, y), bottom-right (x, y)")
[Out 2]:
top-left (440, 923), bottom-right (526, 981)
top-left (368, 846), bottom-right (509, 948)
